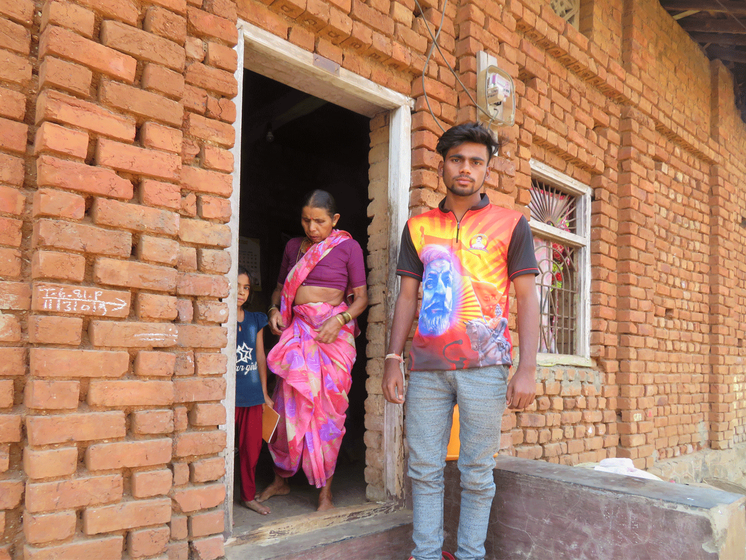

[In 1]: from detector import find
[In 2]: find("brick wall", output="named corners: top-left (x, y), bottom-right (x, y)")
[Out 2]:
top-left (1, 0), bottom-right (746, 557)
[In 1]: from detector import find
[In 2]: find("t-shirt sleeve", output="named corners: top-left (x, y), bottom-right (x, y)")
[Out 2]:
top-left (396, 223), bottom-right (423, 280)
top-left (507, 215), bottom-right (540, 279)
top-left (346, 240), bottom-right (367, 288)
top-left (252, 312), bottom-right (268, 331)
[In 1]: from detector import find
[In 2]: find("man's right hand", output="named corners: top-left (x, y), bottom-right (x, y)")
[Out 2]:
top-left (382, 359), bottom-right (405, 404)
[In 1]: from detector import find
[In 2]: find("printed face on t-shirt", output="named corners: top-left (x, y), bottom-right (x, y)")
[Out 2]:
top-left (421, 258), bottom-right (454, 336)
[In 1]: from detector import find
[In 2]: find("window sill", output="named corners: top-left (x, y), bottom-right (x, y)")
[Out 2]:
top-left (514, 352), bottom-right (595, 369)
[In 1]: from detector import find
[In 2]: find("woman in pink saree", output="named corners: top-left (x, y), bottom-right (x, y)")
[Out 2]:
top-left (257, 190), bottom-right (368, 511)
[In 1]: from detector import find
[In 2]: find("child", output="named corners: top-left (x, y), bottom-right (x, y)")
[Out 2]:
top-left (235, 266), bottom-right (273, 515)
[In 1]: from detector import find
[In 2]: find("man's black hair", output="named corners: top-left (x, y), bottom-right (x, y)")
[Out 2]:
top-left (301, 189), bottom-right (337, 217)
top-left (435, 122), bottom-right (499, 161)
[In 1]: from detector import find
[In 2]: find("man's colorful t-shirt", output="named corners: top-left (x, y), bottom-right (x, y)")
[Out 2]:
top-left (397, 195), bottom-right (539, 371)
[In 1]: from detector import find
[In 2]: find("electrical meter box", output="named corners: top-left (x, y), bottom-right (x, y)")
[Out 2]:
top-left (476, 52), bottom-right (515, 127)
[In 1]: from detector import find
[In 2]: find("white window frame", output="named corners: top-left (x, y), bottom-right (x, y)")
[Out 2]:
top-left (529, 159), bottom-right (592, 367)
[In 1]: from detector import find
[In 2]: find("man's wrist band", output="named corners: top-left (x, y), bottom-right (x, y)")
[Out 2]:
top-left (385, 353), bottom-right (404, 363)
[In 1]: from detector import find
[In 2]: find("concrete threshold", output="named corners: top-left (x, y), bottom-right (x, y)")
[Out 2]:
top-left (225, 505), bottom-right (412, 559)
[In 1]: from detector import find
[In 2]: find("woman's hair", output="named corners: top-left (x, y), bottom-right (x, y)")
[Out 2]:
top-left (301, 189), bottom-right (337, 217)
top-left (435, 122), bottom-right (499, 161)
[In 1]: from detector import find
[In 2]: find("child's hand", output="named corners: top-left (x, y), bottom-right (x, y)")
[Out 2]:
top-left (264, 394), bottom-right (274, 409)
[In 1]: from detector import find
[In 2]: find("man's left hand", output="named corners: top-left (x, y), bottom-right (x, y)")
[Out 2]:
top-left (506, 367), bottom-right (536, 410)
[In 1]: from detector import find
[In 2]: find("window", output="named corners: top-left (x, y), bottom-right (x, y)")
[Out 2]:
top-left (550, 0), bottom-right (579, 27)
top-left (528, 160), bottom-right (591, 360)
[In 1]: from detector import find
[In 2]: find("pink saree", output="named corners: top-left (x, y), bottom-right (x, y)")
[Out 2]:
top-left (267, 231), bottom-right (357, 488)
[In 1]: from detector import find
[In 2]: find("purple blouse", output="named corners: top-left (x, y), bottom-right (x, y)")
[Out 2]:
top-left (277, 237), bottom-right (366, 291)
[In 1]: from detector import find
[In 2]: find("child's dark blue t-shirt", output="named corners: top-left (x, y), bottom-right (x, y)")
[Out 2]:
top-left (235, 311), bottom-right (268, 408)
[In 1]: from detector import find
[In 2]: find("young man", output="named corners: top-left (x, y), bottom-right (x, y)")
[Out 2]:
top-left (382, 122), bottom-right (540, 560)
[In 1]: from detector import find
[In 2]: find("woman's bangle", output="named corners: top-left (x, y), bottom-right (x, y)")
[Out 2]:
top-left (335, 314), bottom-right (346, 326)
top-left (385, 353), bottom-right (404, 363)
top-left (342, 311), bottom-right (352, 323)
top-left (268, 305), bottom-right (279, 314)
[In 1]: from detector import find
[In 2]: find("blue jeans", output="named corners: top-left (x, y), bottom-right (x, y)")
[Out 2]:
top-left (406, 366), bottom-right (508, 560)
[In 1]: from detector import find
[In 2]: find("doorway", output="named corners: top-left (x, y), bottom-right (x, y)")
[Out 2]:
top-left (234, 68), bottom-right (371, 535)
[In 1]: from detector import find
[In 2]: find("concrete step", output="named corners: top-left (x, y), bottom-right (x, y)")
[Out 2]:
top-left (225, 507), bottom-right (413, 560)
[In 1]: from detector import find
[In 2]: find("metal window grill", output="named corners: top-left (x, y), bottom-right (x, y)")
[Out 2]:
top-left (529, 177), bottom-right (579, 355)
top-left (534, 239), bottom-right (577, 354)
top-left (550, 0), bottom-right (579, 27)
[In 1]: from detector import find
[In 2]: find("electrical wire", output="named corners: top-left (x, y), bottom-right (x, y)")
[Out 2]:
top-left (714, 0), bottom-right (746, 34)
top-left (412, 0), bottom-right (508, 134)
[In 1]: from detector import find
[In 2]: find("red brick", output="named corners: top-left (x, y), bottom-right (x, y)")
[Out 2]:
top-left (174, 378), bottom-right (226, 404)
top-left (197, 195), bottom-right (231, 222)
top-left (205, 0), bottom-right (236, 19)
top-left (136, 293), bottom-right (179, 320)
top-left (142, 63), bottom-right (185, 99)
top-left (201, 146), bottom-right (232, 173)
top-left (75, 0), bottom-right (139, 24)
top-left (24, 511), bottom-right (77, 544)
top-left (141, 122), bottom-right (183, 153)
top-left (32, 282), bottom-right (130, 318)
top-left (171, 513), bottom-right (188, 539)
top-left (189, 509), bottom-right (224, 536)
top-left (206, 94), bottom-right (235, 122)
top-left (0, 247), bottom-right (21, 278)
top-left (100, 80), bottom-right (184, 127)
top-left (128, 526), bottom-right (170, 558)
top-left (168, 541), bottom-right (189, 560)
top-left (189, 403), bottom-right (226, 427)
top-left (186, 112), bottom-right (234, 147)
top-left (190, 457), bottom-right (225, 484)
top-left (138, 237), bottom-right (179, 267)
top-left (179, 218), bottom-right (231, 248)
top-left (131, 468), bottom-right (173, 497)
top-left (176, 298), bottom-right (194, 322)
top-left (23, 446), bottom-right (78, 479)
top-left (183, 84), bottom-right (208, 113)
top-left (0, 86), bottom-right (26, 120)
top-left (185, 61), bottom-right (237, 97)
top-left (89, 320), bottom-right (179, 348)
top-left (187, 7), bottom-right (238, 45)
top-left (150, 0), bottom-right (187, 14)
top-left (180, 192), bottom-right (195, 216)
top-left (177, 324), bottom-right (228, 349)
top-left (181, 165), bottom-right (233, 197)
top-left (141, 179), bottom-right (181, 210)
top-left (84, 497), bottom-right (171, 534)
top-left (94, 258), bottom-right (178, 292)
top-left (39, 56), bottom-right (93, 97)
top-left (205, 41), bottom-right (237, 71)
top-left (0, 47), bottom-right (32, 84)
top-left (88, 379), bottom-right (173, 406)
top-left (25, 379), bottom-right (79, 410)
top-left (0, 280), bottom-right (28, 310)
top-left (25, 474), bottom-right (123, 512)
top-left (197, 249), bottom-right (231, 274)
top-left (92, 198), bottom-right (180, 235)
top-left (97, 138), bottom-right (182, 181)
top-left (0, 479), bottom-right (23, 508)
top-left (0, 414), bottom-right (21, 442)
top-left (33, 219), bottom-right (132, 256)
top-left (0, 115), bottom-right (27, 153)
top-left (135, 351), bottom-right (177, 377)
top-left (0, 313), bottom-right (21, 342)
top-left (101, 20), bottom-right (186, 71)
top-left (30, 348), bottom-right (129, 378)
top-left (186, 36), bottom-right (204, 60)
top-left (0, 153), bottom-right (24, 186)
top-left (132, 410), bottom-right (174, 436)
top-left (0, 379), bottom-right (12, 408)
top-left (40, 25), bottom-right (137, 82)
top-left (0, 0), bottom-right (34, 24)
top-left (0, 348), bottom-right (24, 376)
top-left (145, 6), bottom-right (187, 44)
top-left (0, 185), bottom-right (24, 216)
top-left (31, 189), bottom-right (84, 221)
top-left (37, 155), bottom-right (133, 199)
top-left (195, 353), bottom-right (227, 376)
top-left (28, 315), bottom-right (83, 345)
top-left (194, 300), bottom-right (230, 323)
top-left (26, 412), bottom-right (126, 446)
top-left (34, 122), bottom-right (89, 159)
top-left (172, 482), bottom-right (225, 512)
top-left (37, 88), bottom-right (136, 141)
top-left (175, 352), bottom-right (195, 376)
top-left (177, 272), bottom-right (229, 298)
top-left (191, 535), bottom-right (224, 560)
top-left (178, 246), bottom-right (198, 271)
top-left (86, 438), bottom-right (172, 470)
top-left (24, 536), bottom-right (124, 560)
top-left (41, 1), bottom-right (96, 38)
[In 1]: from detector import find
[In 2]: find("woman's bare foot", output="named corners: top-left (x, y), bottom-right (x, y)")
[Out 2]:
top-left (317, 484), bottom-right (334, 511)
top-left (243, 499), bottom-right (271, 515)
top-left (256, 475), bottom-right (290, 502)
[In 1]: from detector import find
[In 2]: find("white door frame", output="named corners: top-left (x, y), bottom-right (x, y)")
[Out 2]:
top-left (222, 20), bottom-right (413, 534)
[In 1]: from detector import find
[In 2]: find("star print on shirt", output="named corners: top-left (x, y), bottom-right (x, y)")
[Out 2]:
top-left (236, 342), bottom-right (253, 365)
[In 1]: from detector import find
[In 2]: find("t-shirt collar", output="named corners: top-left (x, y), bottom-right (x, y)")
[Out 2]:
top-left (438, 193), bottom-right (490, 214)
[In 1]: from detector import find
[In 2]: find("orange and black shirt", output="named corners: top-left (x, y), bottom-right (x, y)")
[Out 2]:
top-left (397, 194), bottom-right (539, 371)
